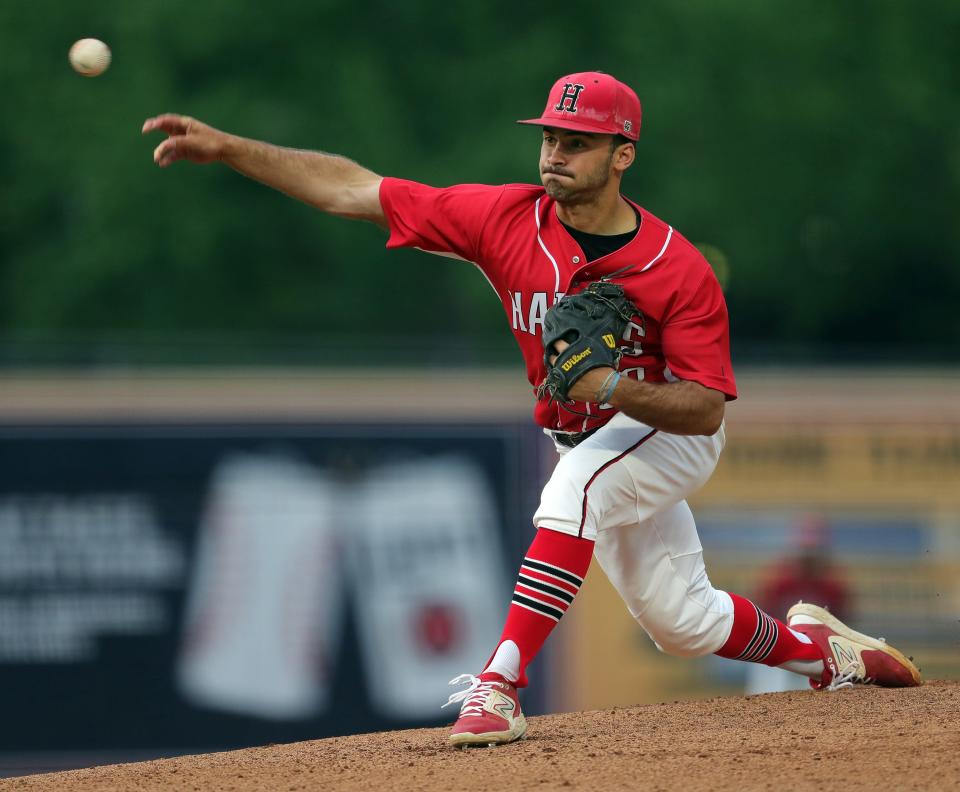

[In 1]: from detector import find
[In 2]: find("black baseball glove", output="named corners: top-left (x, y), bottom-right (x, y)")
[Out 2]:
top-left (538, 281), bottom-right (638, 404)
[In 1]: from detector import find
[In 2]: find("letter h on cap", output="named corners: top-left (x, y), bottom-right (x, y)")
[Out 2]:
top-left (554, 83), bottom-right (585, 113)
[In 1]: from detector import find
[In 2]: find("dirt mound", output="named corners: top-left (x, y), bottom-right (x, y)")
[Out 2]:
top-left (5, 681), bottom-right (957, 792)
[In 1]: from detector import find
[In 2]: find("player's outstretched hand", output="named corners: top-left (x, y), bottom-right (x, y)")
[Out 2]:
top-left (142, 114), bottom-right (229, 167)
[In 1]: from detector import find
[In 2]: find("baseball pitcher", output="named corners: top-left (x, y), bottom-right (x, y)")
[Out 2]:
top-left (144, 71), bottom-right (921, 748)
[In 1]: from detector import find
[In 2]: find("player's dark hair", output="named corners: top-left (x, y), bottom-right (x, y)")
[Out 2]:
top-left (610, 134), bottom-right (634, 150)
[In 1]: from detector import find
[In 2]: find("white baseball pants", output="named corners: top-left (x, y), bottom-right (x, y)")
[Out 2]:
top-left (533, 412), bottom-right (734, 657)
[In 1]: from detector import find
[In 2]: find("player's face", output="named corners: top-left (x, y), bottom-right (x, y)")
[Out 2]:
top-left (540, 129), bottom-right (617, 204)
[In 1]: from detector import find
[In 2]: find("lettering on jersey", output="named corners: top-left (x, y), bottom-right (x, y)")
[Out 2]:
top-left (528, 291), bottom-right (548, 335)
top-left (509, 291), bottom-right (528, 333)
top-left (509, 290), bottom-right (554, 335)
top-left (623, 319), bottom-right (646, 356)
top-left (554, 83), bottom-right (585, 113)
top-left (561, 348), bottom-right (591, 371)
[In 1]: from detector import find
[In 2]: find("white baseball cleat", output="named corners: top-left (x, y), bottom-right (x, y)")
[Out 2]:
top-left (443, 674), bottom-right (527, 747)
top-left (786, 602), bottom-right (922, 690)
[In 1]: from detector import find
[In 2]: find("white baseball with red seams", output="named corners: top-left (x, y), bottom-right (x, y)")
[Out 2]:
top-left (69, 38), bottom-right (111, 77)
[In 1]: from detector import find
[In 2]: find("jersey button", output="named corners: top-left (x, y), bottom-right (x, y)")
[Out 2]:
top-left (572, 256), bottom-right (581, 264)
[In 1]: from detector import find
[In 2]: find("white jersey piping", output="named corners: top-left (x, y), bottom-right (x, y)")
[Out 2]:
top-left (534, 198), bottom-right (562, 296)
top-left (640, 226), bottom-right (673, 272)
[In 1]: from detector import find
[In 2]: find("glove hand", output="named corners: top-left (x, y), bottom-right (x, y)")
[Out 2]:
top-left (550, 340), bottom-right (615, 403)
top-left (539, 281), bottom-right (637, 405)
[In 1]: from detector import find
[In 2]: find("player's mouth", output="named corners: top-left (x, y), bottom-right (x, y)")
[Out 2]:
top-left (542, 168), bottom-right (574, 179)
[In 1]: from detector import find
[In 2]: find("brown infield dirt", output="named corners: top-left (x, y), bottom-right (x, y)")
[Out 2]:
top-left (4, 681), bottom-right (958, 792)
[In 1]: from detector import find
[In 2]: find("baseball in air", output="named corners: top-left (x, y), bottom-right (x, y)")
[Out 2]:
top-left (69, 38), bottom-right (111, 77)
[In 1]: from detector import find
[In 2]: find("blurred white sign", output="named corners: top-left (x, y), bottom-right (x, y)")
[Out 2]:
top-left (178, 454), bottom-right (342, 720)
top-left (347, 455), bottom-right (507, 719)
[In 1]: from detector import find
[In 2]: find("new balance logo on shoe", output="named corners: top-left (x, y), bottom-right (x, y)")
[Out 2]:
top-left (491, 693), bottom-right (515, 719)
top-left (829, 638), bottom-right (860, 669)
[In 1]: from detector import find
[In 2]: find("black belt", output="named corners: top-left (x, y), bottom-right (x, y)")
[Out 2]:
top-left (550, 427), bottom-right (600, 448)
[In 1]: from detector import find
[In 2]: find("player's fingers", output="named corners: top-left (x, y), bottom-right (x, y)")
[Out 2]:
top-left (153, 138), bottom-right (180, 167)
top-left (142, 114), bottom-right (192, 136)
top-left (142, 113), bottom-right (186, 134)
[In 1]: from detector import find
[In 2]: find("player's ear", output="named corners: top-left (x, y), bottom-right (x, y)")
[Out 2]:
top-left (613, 142), bottom-right (635, 174)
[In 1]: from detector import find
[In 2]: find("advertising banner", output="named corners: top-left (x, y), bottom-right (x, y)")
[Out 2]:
top-left (0, 422), bottom-right (541, 750)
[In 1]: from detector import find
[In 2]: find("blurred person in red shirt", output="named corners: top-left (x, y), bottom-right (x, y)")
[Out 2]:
top-left (746, 515), bottom-right (851, 694)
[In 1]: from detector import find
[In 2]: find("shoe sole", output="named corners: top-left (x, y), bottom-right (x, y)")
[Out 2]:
top-left (448, 715), bottom-right (528, 748)
top-left (787, 602), bottom-right (922, 686)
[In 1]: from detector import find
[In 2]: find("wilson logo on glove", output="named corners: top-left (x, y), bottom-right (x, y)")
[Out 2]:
top-left (561, 348), bottom-right (592, 371)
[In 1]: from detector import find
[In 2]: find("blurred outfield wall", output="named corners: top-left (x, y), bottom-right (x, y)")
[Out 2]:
top-left (558, 369), bottom-right (960, 710)
top-left (0, 367), bottom-right (957, 767)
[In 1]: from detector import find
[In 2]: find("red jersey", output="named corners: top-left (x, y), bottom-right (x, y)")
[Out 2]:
top-left (379, 178), bottom-right (737, 432)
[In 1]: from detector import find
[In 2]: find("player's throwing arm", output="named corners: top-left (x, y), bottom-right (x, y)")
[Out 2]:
top-left (142, 114), bottom-right (386, 225)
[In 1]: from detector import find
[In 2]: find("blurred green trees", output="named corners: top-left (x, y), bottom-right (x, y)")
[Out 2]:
top-left (1, 0), bottom-right (957, 365)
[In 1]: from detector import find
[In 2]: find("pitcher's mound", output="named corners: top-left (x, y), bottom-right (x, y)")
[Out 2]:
top-left (9, 680), bottom-right (958, 792)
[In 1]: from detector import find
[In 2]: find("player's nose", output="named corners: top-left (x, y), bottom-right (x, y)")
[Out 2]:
top-left (544, 146), bottom-right (566, 166)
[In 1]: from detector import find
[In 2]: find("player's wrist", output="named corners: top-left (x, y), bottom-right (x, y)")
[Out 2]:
top-left (594, 370), bottom-right (621, 404)
top-left (217, 133), bottom-right (242, 163)
top-left (604, 373), bottom-right (640, 410)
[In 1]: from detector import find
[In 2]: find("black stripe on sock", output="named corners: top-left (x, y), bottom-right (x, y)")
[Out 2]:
top-left (521, 558), bottom-right (583, 587)
top-left (517, 573), bottom-right (575, 604)
top-left (736, 604), bottom-right (768, 661)
top-left (735, 604), bottom-right (765, 661)
top-left (512, 593), bottom-right (564, 621)
top-left (752, 616), bottom-right (779, 662)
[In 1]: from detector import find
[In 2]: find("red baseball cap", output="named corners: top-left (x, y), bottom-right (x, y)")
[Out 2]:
top-left (518, 72), bottom-right (641, 141)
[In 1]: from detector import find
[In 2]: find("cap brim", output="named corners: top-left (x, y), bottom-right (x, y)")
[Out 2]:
top-left (517, 117), bottom-right (637, 140)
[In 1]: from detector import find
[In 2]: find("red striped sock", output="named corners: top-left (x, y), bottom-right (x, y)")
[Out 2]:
top-left (716, 592), bottom-right (822, 666)
top-left (480, 528), bottom-right (594, 688)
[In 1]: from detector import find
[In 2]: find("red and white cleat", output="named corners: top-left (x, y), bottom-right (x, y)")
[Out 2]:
top-left (443, 674), bottom-right (527, 747)
top-left (787, 602), bottom-right (922, 690)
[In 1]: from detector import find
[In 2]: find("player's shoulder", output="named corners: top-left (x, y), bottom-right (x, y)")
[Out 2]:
top-left (635, 203), bottom-right (713, 275)
top-left (443, 183), bottom-right (544, 221)
top-left (493, 183), bottom-right (546, 208)
top-left (501, 183), bottom-right (546, 197)
top-left (456, 182), bottom-right (543, 201)
top-left (387, 179), bottom-right (542, 209)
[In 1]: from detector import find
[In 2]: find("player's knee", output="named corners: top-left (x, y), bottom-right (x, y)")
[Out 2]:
top-left (639, 582), bottom-right (733, 658)
top-left (648, 631), bottom-right (716, 657)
